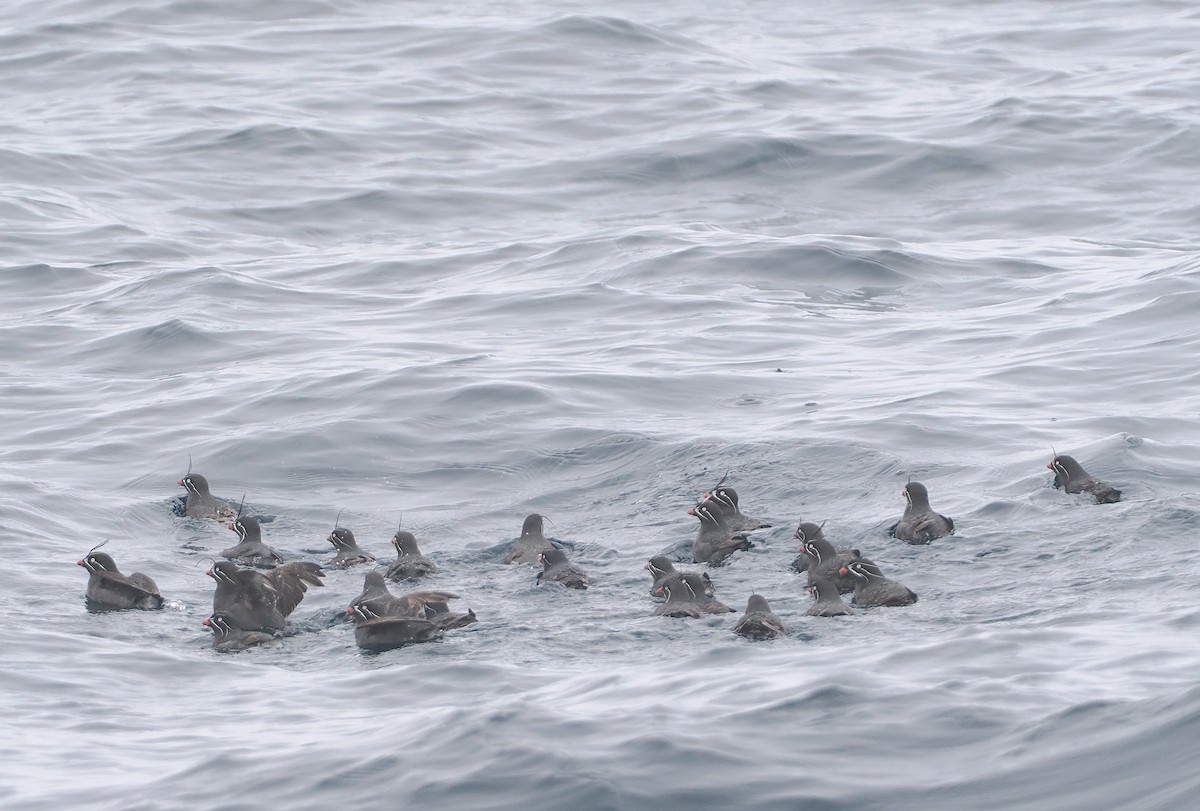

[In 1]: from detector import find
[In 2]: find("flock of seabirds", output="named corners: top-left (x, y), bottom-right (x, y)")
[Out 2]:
top-left (77, 453), bottom-right (1122, 653)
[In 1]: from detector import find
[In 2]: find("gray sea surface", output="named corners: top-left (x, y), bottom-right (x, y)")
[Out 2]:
top-left (3, 0), bottom-right (1200, 808)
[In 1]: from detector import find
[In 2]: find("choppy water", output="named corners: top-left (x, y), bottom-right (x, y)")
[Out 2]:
top-left (3, 0), bottom-right (1200, 808)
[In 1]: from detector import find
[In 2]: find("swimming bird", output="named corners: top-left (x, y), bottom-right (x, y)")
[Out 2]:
top-left (1048, 453), bottom-right (1121, 503)
top-left (78, 548), bottom-right (164, 610)
top-left (207, 560), bottom-right (325, 632)
top-left (504, 513), bottom-right (555, 564)
top-left (178, 472), bottom-right (237, 521)
top-left (689, 498), bottom-right (752, 565)
top-left (704, 475), bottom-right (771, 533)
top-left (732, 595), bottom-right (788, 640)
top-left (679, 572), bottom-right (734, 614)
top-left (385, 529), bottom-right (439, 581)
top-left (537, 547), bottom-right (588, 589)
top-left (327, 526), bottom-right (376, 568)
top-left (645, 556), bottom-right (714, 600)
top-left (203, 612), bottom-right (276, 652)
top-left (654, 577), bottom-right (705, 618)
top-left (349, 603), bottom-right (441, 652)
top-left (888, 481), bottom-right (954, 544)
top-left (223, 514), bottom-right (284, 567)
top-left (351, 570), bottom-right (398, 611)
top-left (796, 534), bottom-right (860, 594)
top-left (839, 559), bottom-right (918, 607)
top-left (349, 572), bottom-right (476, 631)
top-left (806, 575), bottom-right (854, 617)
top-left (789, 521), bottom-right (831, 573)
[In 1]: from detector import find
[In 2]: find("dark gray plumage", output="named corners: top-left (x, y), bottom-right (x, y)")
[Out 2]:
top-left (807, 576), bottom-right (854, 617)
top-left (504, 513), bottom-right (555, 564)
top-left (178, 473), bottom-right (236, 521)
top-left (706, 482), bottom-right (771, 533)
top-left (349, 572), bottom-right (476, 631)
top-left (1049, 454), bottom-right (1121, 503)
top-left (78, 551), bottom-right (164, 610)
top-left (680, 572), bottom-right (733, 614)
top-left (386, 530), bottom-right (439, 581)
top-left (733, 594), bottom-right (788, 640)
top-left (327, 527), bottom-right (376, 568)
top-left (646, 556), bottom-right (679, 599)
top-left (798, 536), bottom-right (860, 594)
top-left (208, 560), bottom-right (325, 632)
top-left (222, 515), bottom-right (284, 567)
top-left (888, 481), bottom-right (954, 544)
top-left (654, 577), bottom-right (705, 618)
top-left (352, 570), bottom-right (395, 608)
top-left (537, 547), bottom-right (588, 589)
top-left (690, 498), bottom-right (752, 565)
top-left (203, 612), bottom-right (276, 652)
top-left (645, 556), bottom-right (714, 600)
top-left (349, 603), bottom-right (441, 652)
top-left (840, 559), bottom-right (918, 607)
top-left (789, 521), bottom-right (831, 573)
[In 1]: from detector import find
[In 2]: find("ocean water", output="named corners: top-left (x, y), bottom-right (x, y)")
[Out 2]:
top-left (3, 0), bottom-right (1200, 808)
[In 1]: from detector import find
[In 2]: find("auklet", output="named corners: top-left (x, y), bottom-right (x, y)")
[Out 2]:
top-left (645, 556), bottom-right (714, 600)
top-left (327, 526), bottom-right (376, 568)
top-left (796, 534), bottom-right (860, 594)
top-left (537, 547), bottom-right (588, 589)
top-left (789, 521), bottom-right (830, 573)
top-left (78, 548), bottom-right (164, 610)
top-left (732, 594), bottom-right (789, 640)
top-left (689, 498), bottom-right (752, 565)
top-left (222, 514), bottom-right (284, 567)
top-left (207, 559), bottom-right (325, 632)
top-left (203, 612), bottom-right (276, 652)
top-left (839, 559), bottom-right (918, 607)
top-left (504, 513), bottom-right (555, 564)
top-left (1048, 453), bottom-right (1121, 503)
top-left (350, 580), bottom-right (460, 619)
top-left (349, 603), bottom-right (441, 652)
top-left (178, 469), bottom-right (237, 522)
top-left (385, 529), bottom-right (439, 581)
top-left (351, 570), bottom-right (398, 611)
top-left (888, 480), bottom-right (954, 544)
top-left (349, 597), bottom-right (476, 632)
top-left (679, 572), bottom-right (734, 614)
top-left (703, 475), bottom-right (771, 533)
top-left (806, 575), bottom-right (854, 617)
top-left (349, 572), bottom-right (476, 631)
top-left (654, 577), bottom-right (705, 619)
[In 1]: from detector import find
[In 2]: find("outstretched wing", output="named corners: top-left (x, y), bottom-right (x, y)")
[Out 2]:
top-left (400, 590), bottom-right (462, 616)
top-left (265, 562), bottom-right (325, 618)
